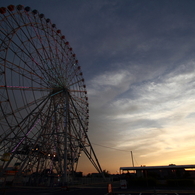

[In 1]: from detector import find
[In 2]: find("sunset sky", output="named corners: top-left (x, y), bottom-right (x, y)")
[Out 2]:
top-left (2, 0), bottom-right (195, 174)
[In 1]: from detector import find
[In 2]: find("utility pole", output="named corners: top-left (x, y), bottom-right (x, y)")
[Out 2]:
top-left (130, 151), bottom-right (134, 167)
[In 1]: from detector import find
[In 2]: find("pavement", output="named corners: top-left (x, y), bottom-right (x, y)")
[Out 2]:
top-left (0, 182), bottom-right (195, 195)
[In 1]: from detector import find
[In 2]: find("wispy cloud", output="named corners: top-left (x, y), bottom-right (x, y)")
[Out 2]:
top-left (88, 59), bottom-right (195, 167)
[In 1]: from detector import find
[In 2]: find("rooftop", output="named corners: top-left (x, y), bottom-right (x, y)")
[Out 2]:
top-left (120, 164), bottom-right (195, 171)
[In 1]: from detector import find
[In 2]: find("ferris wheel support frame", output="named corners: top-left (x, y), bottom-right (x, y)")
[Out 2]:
top-left (69, 94), bottom-right (105, 179)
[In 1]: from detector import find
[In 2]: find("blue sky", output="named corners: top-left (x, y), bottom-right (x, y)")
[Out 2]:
top-left (1, 0), bottom-right (195, 174)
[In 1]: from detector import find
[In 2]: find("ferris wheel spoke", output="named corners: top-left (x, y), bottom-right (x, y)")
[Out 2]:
top-left (69, 102), bottom-right (88, 120)
top-left (1, 59), bottom-right (43, 80)
top-left (10, 106), bottom-right (56, 155)
top-left (68, 68), bottom-right (83, 85)
top-left (67, 77), bottom-right (86, 88)
top-left (0, 85), bottom-right (52, 91)
top-left (28, 15), bottom-right (54, 59)
top-left (34, 18), bottom-right (78, 87)
top-left (0, 67), bottom-right (44, 89)
top-left (0, 43), bottom-right (49, 88)
top-left (70, 93), bottom-right (88, 106)
top-left (0, 93), bottom-right (51, 142)
top-left (69, 95), bottom-right (88, 127)
top-left (22, 14), bottom-right (66, 86)
top-left (11, 118), bottom-right (41, 153)
top-left (3, 12), bottom-right (53, 85)
top-left (69, 108), bottom-right (88, 126)
top-left (0, 94), bottom-right (49, 121)
top-left (69, 89), bottom-right (87, 94)
top-left (69, 119), bottom-right (89, 160)
top-left (70, 99), bottom-right (88, 110)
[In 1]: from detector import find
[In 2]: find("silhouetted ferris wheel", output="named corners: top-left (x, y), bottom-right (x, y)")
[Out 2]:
top-left (0, 4), bottom-right (103, 185)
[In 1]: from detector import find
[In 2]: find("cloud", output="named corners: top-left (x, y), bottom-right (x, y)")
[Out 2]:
top-left (91, 70), bottom-right (127, 87)
top-left (87, 59), bottom-right (195, 165)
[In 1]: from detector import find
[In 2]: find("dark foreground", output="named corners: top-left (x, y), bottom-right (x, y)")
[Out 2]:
top-left (0, 181), bottom-right (195, 195)
top-left (0, 184), bottom-right (195, 195)
top-left (0, 187), bottom-right (107, 195)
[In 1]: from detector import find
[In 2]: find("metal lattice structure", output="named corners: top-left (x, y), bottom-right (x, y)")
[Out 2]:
top-left (0, 5), bottom-right (103, 184)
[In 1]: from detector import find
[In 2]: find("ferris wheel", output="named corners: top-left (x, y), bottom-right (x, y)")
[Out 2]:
top-left (0, 4), bottom-right (103, 184)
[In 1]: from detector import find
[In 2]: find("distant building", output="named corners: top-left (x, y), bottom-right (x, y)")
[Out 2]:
top-left (75, 172), bottom-right (83, 177)
top-left (90, 173), bottom-right (102, 178)
top-left (120, 164), bottom-right (195, 179)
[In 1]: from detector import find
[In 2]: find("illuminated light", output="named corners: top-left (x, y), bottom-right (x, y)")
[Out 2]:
top-left (48, 154), bottom-right (50, 156)
top-left (53, 154), bottom-right (56, 157)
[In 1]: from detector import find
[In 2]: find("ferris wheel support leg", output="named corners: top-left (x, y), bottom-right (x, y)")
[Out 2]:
top-left (62, 90), bottom-right (69, 186)
top-left (69, 95), bottom-right (105, 180)
top-left (62, 134), bottom-right (67, 186)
